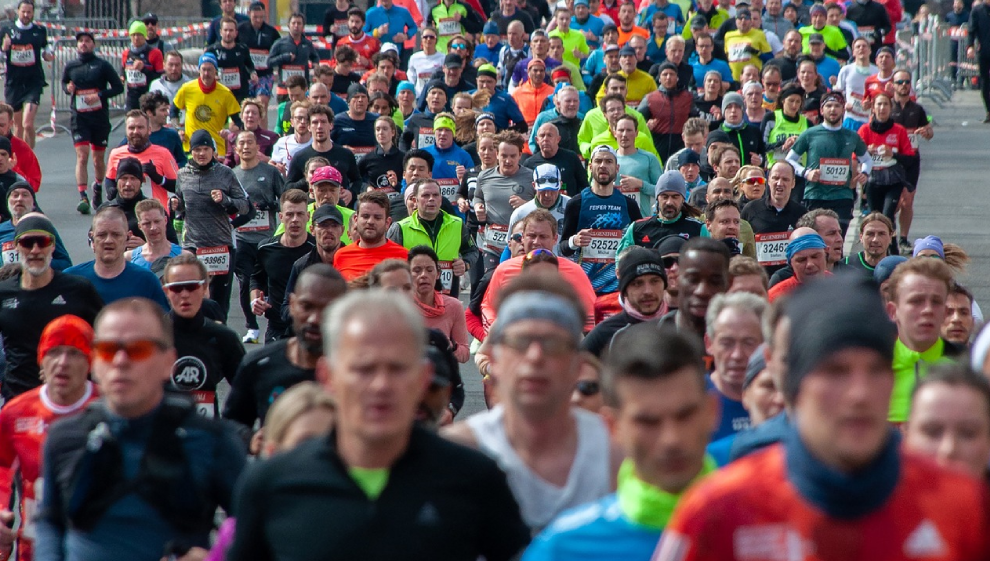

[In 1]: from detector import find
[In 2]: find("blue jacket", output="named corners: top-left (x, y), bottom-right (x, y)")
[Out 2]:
top-left (424, 143), bottom-right (475, 182)
top-left (476, 88), bottom-right (527, 130)
top-left (363, 5), bottom-right (418, 52)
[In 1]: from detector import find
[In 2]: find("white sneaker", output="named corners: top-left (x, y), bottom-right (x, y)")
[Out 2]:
top-left (242, 329), bottom-right (261, 344)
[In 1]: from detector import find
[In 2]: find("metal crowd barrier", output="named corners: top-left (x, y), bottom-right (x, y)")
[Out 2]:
top-left (909, 15), bottom-right (955, 108)
top-left (949, 25), bottom-right (980, 90)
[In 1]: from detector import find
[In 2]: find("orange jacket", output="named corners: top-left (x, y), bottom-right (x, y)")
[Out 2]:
top-left (511, 81), bottom-right (555, 126)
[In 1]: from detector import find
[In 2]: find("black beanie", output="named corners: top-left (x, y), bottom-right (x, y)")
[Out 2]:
top-left (189, 129), bottom-right (215, 151)
top-left (117, 156), bottom-right (143, 180)
top-left (618, 247), bottom-right (667, 295)
top-left (784, 274), bottom-right (896, 401)
top-left (0, 135), bottom-right (11, 155)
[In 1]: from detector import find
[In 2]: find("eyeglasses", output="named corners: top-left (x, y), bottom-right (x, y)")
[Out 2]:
top-left (16, 236), bottom-right (54, 249)
top-left (422, 35), bottom-right (437, 40)
top-left (744, 176), bottom-right (766, 185)
top-left (510, 233), bottom-right (524, 243)
top-left (498, 332), bottom-right (575, 356)
top-left (450, 43), bottom-right (468, 49)
top-left (163, 280), bottom-right (206, 294)
top-left (93, 339), bottom-right (168, 361)
top-left (661, 255), bottom-right (679, 268)
top-left (575, 380), bottom-right (601, 396)
top-left (893, 79), bottom-right (911, 85)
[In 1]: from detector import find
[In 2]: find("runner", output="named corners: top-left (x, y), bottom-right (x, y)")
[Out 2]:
top-left (445, 276), bottom-right (616, 531)
top-left (407, 26), bottom-right (445, 95)
top-left (250, 190), bottom-right (315, 343)
top-left (207, 0), bottom-right (250, 45)
top-left (834, 37), bottom-right (876, 131)
top-left (639, 62), bottom-right (698, 163)
top-left (232, 130), bottom-right (285, 344)
top-left (741, 161), bottom-right (805, 274)
top-left (508, 163), bottom-right (571, 240)
top-left (785, 91), bottom-right (871, 235)
top-left (400, 81), bottom-right (447, 151)
top-left (474, 131), bottom-right (535, 272)
top-left (121, 20), bottom-right (164, 111)
top-left (164, 254), bottom-right (245, 417)
top-left (273, 75), bottom-right (308, 136)
top-left (716, 92), bottom-right (765, 166)
top-left (222, 98), bottom-right (276, 166)
top-left (333, 190), bottom-right (410, 280)
top-left (656, 275), bottom-right (990, 561)
top-left (148, 51), bottom-right (190, 103)
top-left (331, 84), bottom-right (379, 159)
top-left (285, 105), bottom-right (360, 195)
top-left (890, 68), bottom-right (933, 254)
top-left (205, 17), bottom-right (258, 104)
top-left (523, 121), bottom-right (588, 197)
top-left (238, 2), bottom-right (280, 108)
top-left (767, 227), bottom-right (828, 301)
top-left (387, 178), bottom-right (476, 297)
top-left (0, 0), bottom-right (52, 149)
top-left (0, 187), bottom-right (71, 270)
top-left (279, 205), bottom-right (346, 323)
top-left (942, 283), bottom-right (976, 347)
top-left (526, 326), bottom-right (715, 560)
top-left (844, 212), bottom-right (893, 277)
top-left (35, 298), bottom-right (246, 561)
top-left (655, 236), bottom-right (731, 343)
top-left (175, 130), bottom-right (253, 323)
top-left (171, 53), bottom-right (243, 155)
top-left (101, 156), bottom-right (179, 244)
top-left (0, 315), bottom-right (99, 561)
top-left (138, 91), bottom-right (186, 168)
top-left (269, 100), bottom-right (312, 175)
top-left (760, 83), bottom-right (808, 171)
top-left (0, 215), bottom-right (102, 401)
top-left (618, 171), bottom-right (704, 253)
top-left (845, 0), bottom-right (892, 58)
top-left (140, 13), bottom-right (173, 57)
top-left (267, 13), bottom-right (321, 102)
top-left (560, 145), bottom-right (643, 296)
top-left (62, 31), bottom-right (124, 215)
top-left (104, 109), bottom-right (180, 208)
top-left (125, 199), bottom-right (185, 271)
top-left (65, 207), bottom-right (169, 309)
top-left (422, 112), bottom-right (475, 203)
top-left (224, 263), bottom-right (346, 432)
top-left (0, 103), bottom-right (40, 190)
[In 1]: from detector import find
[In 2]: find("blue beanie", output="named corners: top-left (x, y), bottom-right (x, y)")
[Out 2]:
top-left (483, 20), bottom-right (499, 35)
top-left (912, 235), bottom-right (944, 258)
top-left (198, 52), bottom-right (218, 69)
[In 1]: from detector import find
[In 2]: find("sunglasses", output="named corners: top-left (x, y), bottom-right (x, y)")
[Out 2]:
top-left (576, 380), bottom-right (601, 397)
top-left (744, 176), bottom-right (766, 185)
top-left (893, 79), bottom-right (911, 85)
top-left (661, 255), bottom-right (679, 268)
top-left (536, 176), bottom-right (559, 185)
top-left (510, 233), bottom-right (524, 243)
top-left (422, 35), bottom-right (437, 40)
top-left (163, 280), bottom-right (206, 294)
top-left (17, 236), bottom-right (54, 249)
top-left (451, 43), bottom-right (468, 49)
top-left (523, 248), bottom-right (558, 265)
top-left (763, 81), bottom-right (781, 88)
top-left (93, 339), bottom-right (168, 361)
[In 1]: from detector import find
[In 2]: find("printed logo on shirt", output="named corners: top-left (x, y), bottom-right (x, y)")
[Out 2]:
top-left (171, 355), bottom-right (208, 390)
top-left (14, 417), bottom-right (45, 434)
top-left (904, 520), bottom-right (946, 558)
top-left (194, 104), bottom-right (213, 123)
top-left (51, 295), bottom-right (66, 305)
top-left (2, 297), bottom-right (18, 309)
top-left (268, 385), bottom-right (287, 405)
top-left (733, 524), bottom-right (810, 560)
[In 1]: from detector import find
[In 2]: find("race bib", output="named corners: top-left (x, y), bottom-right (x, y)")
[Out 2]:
top-left (191, 390), bottom-right (216, 417)
top-left (249, 48), bottom-right (269, 70)
top-left (417, 127), bottom-right (436, 148)
top-left (1, 241), bottom-right (18, 265)
top-left (220, 67), bottom-right (241, 89)
top-left (849, 92), bottom-right (869, 119)
top-left (438, 260), bottom-right (454, 293)
top-left (438, 17), bottom-right (460, 36)
top-left (10, 44), bottom-right (34, 66)
top-left (483, 223), bottom-right (508, 253)
top-left (126, 68), bottom-right (147, 86)
top-left (859, 26), bottom-right (876, 41)
top-left (281, 64), bottom-right (305, 82)
top-left (437, 178), bottom-right (459, 202)
top-left (618, 183), bottom-right (640, 202)
top-left (196, 245), bottom-right (231, 275)
top-left (237, 209), bottom-right (270, 232)
top-left (871, 149), bottom-right (894, 168)
top-left (347, 146), bottom-right (374, 162)
top-left (728, 41), bottom-right (751, 63)
top-left (583, 229), bottom-right (622, 263)
top-left (74, 88), bottom-right (101, 112)
top-left (333, 20), bottom-right (349, 37)
top-left (908, 131), bottom-right (921, 149)
top-left (818, 157), bottom-right (850, 185)
top-left (666, 19), bottom-right (676, 35)
top-left (754, 232), bottom-right (789, 266)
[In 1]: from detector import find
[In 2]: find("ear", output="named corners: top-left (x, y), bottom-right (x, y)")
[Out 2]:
top-left (601, 405), bottom-right (619, 436)
top-left (704, 332), bottom-right (713, 356)
top-left (885, 300), bottom-right (897, 323)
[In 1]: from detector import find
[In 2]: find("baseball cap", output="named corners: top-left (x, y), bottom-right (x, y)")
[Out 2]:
top-left (311, 165), bottom-right (343, 185)
top-left (381, 43), bottom-right (400, 56)
top-left (654, 234), bottom-right (687, 256)
top-left (575, 0), bottom-right (590, 6)
top-left (736, 7), bottom-right (752, 18)
top-left (619, 45), bottom-right (636, 57)
top-left (141, 12), bottom-right (158, 24)
top-left (75, 30), bottom-right (95, 42)
top-left (690, 14), bottom-right (708, 28)
top-left (312, 203), bottom-right (344, 226)
top-left (590, 144), bottom-right (618, 161)
top-left (444, 52), bottom-right (463, 68)
top-left (478, 63), bottom-right (498, 79)
top-left (809, 32), bottom-right (825, 44)
top-left (604, 43), bottom-right (620, 53)
top-left (533, 164), bottom-right (562, 191)
top-left (527, 57), bottom-right (546, 69)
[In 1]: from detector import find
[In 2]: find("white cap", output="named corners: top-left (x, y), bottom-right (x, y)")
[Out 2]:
top-left (533, 163), bottom-right (562, 191)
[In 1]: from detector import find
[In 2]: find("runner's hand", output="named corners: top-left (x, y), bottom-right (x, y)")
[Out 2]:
top-left (854, 172), bottom-right (868, 185)
top-left (572, 229), bottom-right (592, 247)
top-left (126, 232), bottom-right (144, 250)
top-left (619, 175), bottom-right (643, 190)
top-left (474, 203), bottom-right (487, 222)
top-left (806, 169), bottom-right (821, 183)
top-left (66, 81), bottom-right (76, 94)
top-left (252, 293), bottom-right (271, 315)
top-left (783, 136), bottom-right (797, 151)
top-left (83, 93), bottom-right (100, 105)
top-left (750, 153), bottom-right (763, 166)
top-left (0, 510), bottom-right (14, 548)
top-left (455, 165), bottom-right (466, 181)
top-left (339, 189), bottom-right (353, 206)
top-left (210, 189), bottom-right (225, 204)
top-left (452, 258), bottom-right (466, 276)
top-left (131, 59), bottom-right (144, 71)
top-left (508, 194), bottom-right (525, 208)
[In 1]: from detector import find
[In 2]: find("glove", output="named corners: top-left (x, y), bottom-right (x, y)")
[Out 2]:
top-left (142, 161), bottom-right (164, 184)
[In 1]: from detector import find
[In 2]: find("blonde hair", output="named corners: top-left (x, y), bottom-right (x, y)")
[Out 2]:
top-left (263, 382), bottom-right (335, 451)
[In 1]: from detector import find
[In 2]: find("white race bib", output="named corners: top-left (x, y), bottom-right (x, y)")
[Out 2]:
top-left (618, 184), bottom-right (640, 202)
top-left (219, 67), bottom-right (241, 89)
top-left (908, 132), bottom-right (921, 150)
top-left (74, 88), bottom-right (101, 112)
top-left (666, 19), bottom-right (676, 35)
top-left (281, 65), bottom-right (305, 82)
top-left (249, 48), bottom-right (269, 70)
top-left (438, 260), bottom-right (454, 293)
top-left (347, 146), bottom-right (374, 162)
top-left (483, 223), bottom-right (508, 253)
top-left (196, 245), bottom-right (231, 275)
top-left (437, 178), bottom-right (459, 202)
top-left (10, 44), bottom-right (34, 66)
top-left (191, 390), bottom-right (216, 417)
top-left (126, 68), bottom-right (147, 86)
top-left (871, 149), bottom-right (895, 168)
top-left (1, 241), bottom-right (18, 265)
top-left (237, 209), bottom-right (270, 232)
top-left (728, 41), bottom-right (751, 63)
top-left (818, 157), bottom-right (850, 185)
top-left (754, 232), bottom-right (789, 266)
top-left (438, 18), bottom-right (460, 36)
top-left (417, 127), bottom-right (436, 148)
top-left (583, 229), bottom-right (622, 263)
top-left (849, 92), bottom-right (869, 119)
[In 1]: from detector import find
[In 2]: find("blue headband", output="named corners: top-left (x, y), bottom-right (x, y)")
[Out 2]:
top-left (913, 235), bottom-right (944, 258)
top-left (786, 233), bottom-right (827, 263)
top-left (490, 291), bottom-right (583, 343)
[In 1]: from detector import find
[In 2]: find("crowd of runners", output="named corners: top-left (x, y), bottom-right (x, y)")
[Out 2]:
top-left (0, 0), bottom-right (986, 557)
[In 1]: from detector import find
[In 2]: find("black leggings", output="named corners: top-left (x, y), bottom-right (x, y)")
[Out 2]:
top-left (866, 181), bottom-right (903, 224)
top-left (980, 55), bottom-right (990, 114)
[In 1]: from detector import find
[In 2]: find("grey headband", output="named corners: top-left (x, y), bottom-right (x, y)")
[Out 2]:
top-left (490, 291), bottom-right (583, 343)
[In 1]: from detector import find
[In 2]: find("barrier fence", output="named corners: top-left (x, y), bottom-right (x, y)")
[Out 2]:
top-left (901, 15), bottom-right (957, 108)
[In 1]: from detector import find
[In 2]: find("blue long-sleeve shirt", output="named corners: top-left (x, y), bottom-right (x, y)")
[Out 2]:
top-left (363, 5), bottom-right (418, 52)
top-left (476, 88), bottom-right (527, 131)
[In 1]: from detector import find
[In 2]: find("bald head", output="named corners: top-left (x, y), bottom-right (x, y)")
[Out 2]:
top-left (536, 122), bottom-right (561, 156)
top-left (790, 227), bottom-right (818, 241)
top-left (308, 82), bottom-right (329, 106)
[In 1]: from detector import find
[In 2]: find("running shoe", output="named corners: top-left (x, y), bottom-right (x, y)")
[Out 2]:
top-left (77, 194), bottom-right (91, 215)
top-left (242, 328), bottom-right (261, 344)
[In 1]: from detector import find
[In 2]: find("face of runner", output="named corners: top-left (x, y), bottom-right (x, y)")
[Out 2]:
top-left (221, 21), bottom-right (238, 45)
top-left (888, 272), bottom-right (948, 351)
top-left (548, 39), bottom-right (564, 62)
top-left (93, 307), bottom-right (176, 419)
top-left (571, 361), bottom-right (603, 413)
top-left (618, 52), bottom-right (636, 74)
top-left (767, 162), bottom-right (794, 206)
top-left (137, 208), bottom-right (167, 244)
top-left (666, 41), bottom-right (684, 65)
top-left (590, 151), bottom-right (618, 187)
top-left (497, 141), bottom-right (522, 175)
top-left (374, 118), bottom-right (395, 147)
top-left (18, 229), bottom-right (54, 276)
top-left (410, 253), bottom-right (440, 300)
top-left (791, 247), bottom-right (826, 282)
top-left (191, 145), bottom-right (214, 166)
top-left (614, 118), bottom-right (637, 150)
top-left (291, 107), bottom-right (310, 134)
top-left (860, 220), bottom-right (892, 262)
top-left (311, 181), bottom-right (341, 208)
top-left (872, 94), bottom-right (892, 122)
top-left (131, 31), bottom-right (146, 48)
top-left (309, 85), bottom-right (329, 107)
top-left (606, 364), bottom-right (715, 492)
top-left (715, 151), bottom-right (740, 179)
top-left (76, 35), bottom-right (95, 55)
top-left (678, 249), bottom-right (729, 321)
top-left (507, 24), bottom-right (526, 48)
top-left (740, 65), bottom-right (760, 85)
top-left (92, 214), bottom-right (127, 266)
top-left (618, 2), bottom-right (635, 25)
top-left (707, 205), bottom-right (740, 240)
top-left (415, 182), bottom-right (442, 220)
top-left (812, 215), bottom-right (843, 263)
top-left (117, 174), bottom-right (142, 200)
top-left (250, 8), bottom-right (265, 27)
top-left (8, 189), bottom-right (32, 221)
top-left (199, 63), bottom-right (217, 86)
top-left (377, 268), bottom-right (414, 293)
top-left (291, 272), bottom-right (342, 355)
top-left (314, 216), bottom-right (343, 256)
top-left (679, 163), bottom-right (700, 183)
top-left (288, 16), bottom-right (304, 38)
top-left (555, 10), bottom-right (570, 31)
top-left (741, 368), bottom-right (784, 424)
top-left (739, 170), bottom-right (765, 199)
top-left (728, 273), bottom-right (767, 299)
top-left (126, 115), bottom-right (150, 148)
top-left (527, 62), bottom-right (546, 86)
top-left (657, 192), bottom-right (683, 220)
top-left (451, 96), bottom-right (472, 117)
top-left (164, 263), bottom-right (206, 318)
top-left (492, 317), bottom-right (581, 413)
top-left (403, 157), bottom-right (430, 184)
top-left (377, 57), bottom-right (396, 79)
top-left (236, 132), bottom-right (260, 163)
top-left (904, 381), bottom-right (990, 479)
top-left (280, 200), bottom-right (309, 240)
top-left (310, 114), bottom-right (331, 143)
top-left (605, 78), bottom-right (628, 98)
top-left (781, 92), bottom-right (803, 117)
top-left (744, 85), bottom-right (764, 110)
top-left (0, 149), bottom-right (10, 174)
top-left (347, 14), bottom-right (363, 36)
top-left (625, 273), bottom-right (666, 316)
top-left (41, 345), bottom-right (90, 402)
top-left (536, 124), bottom-right (560, 157)
top-left (797, 61), bottom-right (817, 89)
top-left (658, 68), bottom-right (678, 91)
top-left (522, 219), bottom-right (556, 252)
top-left (941, 292), bottom-right (974, 346)
top-left (434, 126), bottom-right (453, 149)
top-left (707, 305), bottom-right (762, 397)
top-left (722, 103), bottom-right (743, 126)
top-left (604, 99), bottom-right (625, 127)
top-left (736, 12), bottom-right (752, 33)
top-left (810, 10), bottom-right (825, 29)
top-left (604, 50), bottom-right (620, 72)
top-left (794, 346), bottom-right (893, 471)
top-left (288, 85), bottom-right (307, 103)
top-left (17, 1), bottom-right (32, 25)
top-left (220, 0), bottom-right (235, 14)
top-left (703, 72), bottom-right (721, 97)
top-left (356, 200), bottom-right (391, 245)
top-left (151, 102), bottom-right (169, 126)
top-left (475, 136), bottom-right (497, 168)
top-left (0, 111), bottom-right (9, 136)
top-left (426, 88), bottom-right (447, 113)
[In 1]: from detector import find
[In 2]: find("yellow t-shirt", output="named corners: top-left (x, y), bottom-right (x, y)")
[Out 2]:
top-left (174, 80), bottom-right (242, 154)
top-left (724, 29), bottom-right (771, 81)
top-left (597, 69), bottom-right (657, 106)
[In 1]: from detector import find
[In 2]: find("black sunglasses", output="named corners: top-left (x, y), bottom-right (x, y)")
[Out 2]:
top-left (510, 233), bottom-right (523, 243)
top-left (661, 255), bottom-right (679, 268)
top-left (576, 380), bottom-right (600, 397)
top-left (893, 79), bottom-right (911, 85)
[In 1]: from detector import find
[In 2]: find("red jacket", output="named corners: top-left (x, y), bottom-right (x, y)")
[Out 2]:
top-left (10, 134), bottom-right (40, 191)
top-left (656, 445), bottom-right (990, 561)
top-left (857, 122), bottom-right (916, 165)
top-left (644, 88), bottom-right (696, 134)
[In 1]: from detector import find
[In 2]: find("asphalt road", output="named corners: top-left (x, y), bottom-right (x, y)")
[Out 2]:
top-left (24, 90), bottom-right (990, 420)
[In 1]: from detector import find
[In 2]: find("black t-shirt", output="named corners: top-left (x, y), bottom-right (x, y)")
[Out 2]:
top-left (251, 235), bottom-right (315, 334)
top-left (205, 42), bottom-right (256, 98)
top-left (0, 271), bottom-right (103, 399)
top-left (285, 144), bottom-right (361, 197)
top-left (170, 311), bottom-right (245, 416)
top-left (522, 147), bottom-right (588, 197)
top-left (2, 22), bottom-right (47, 84)
top-left (322, 5), bottom-right (352, 42)
top-left (222, 338), bottom-right (315, 428)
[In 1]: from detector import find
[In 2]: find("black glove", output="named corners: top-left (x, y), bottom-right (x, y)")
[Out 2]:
top-left (142, 161), bottom-right (164, 184)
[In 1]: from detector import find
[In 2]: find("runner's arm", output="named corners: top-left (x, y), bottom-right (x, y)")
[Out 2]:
top-left (785, 148), bottom-right (808, 177)
top-left (558, 197), bottom-right (583, 257)
top-left (103, 61), bottom-right (125, 100)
